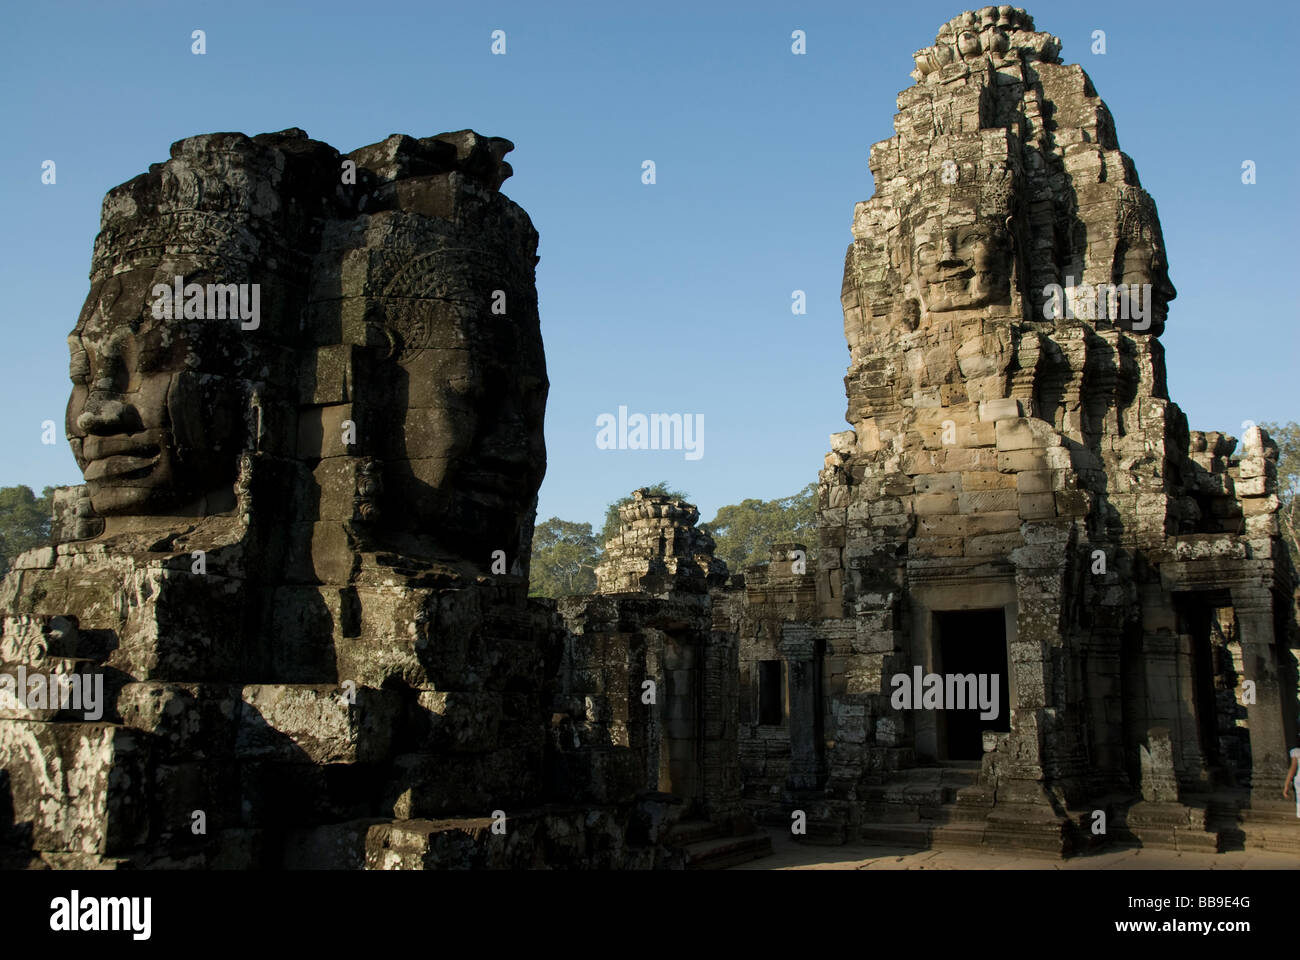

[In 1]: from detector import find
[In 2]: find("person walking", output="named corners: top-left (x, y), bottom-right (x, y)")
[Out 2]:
top-left (1284, 745), bottom-right (1300, 817)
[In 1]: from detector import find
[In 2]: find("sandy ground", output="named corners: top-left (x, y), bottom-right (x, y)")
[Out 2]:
top-left (731, 831), bottom-right (1300, 869)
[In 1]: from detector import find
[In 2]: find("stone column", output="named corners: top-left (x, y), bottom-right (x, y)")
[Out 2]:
top-left (781, 625), bottom-right (823, 791)
top-left (700, 630), bottom-right (744, 825)
top-left (1142, 632), bottom-right (1210, 789)
top-left (1232, 586), bottom-right (1292, 805)
top-left (1002, 527), bottom-right (1069, 804)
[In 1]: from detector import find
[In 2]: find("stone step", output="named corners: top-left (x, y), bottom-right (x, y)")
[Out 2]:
top-left (919, 802), bottom-right (992, 823)
top-left (1109, 802), bottom-right (1227, 854)
top-left (855, 801), bottom-right (922, 823)
top-left (1119, 825), bottom-right (1223, 853)
top-left (982, 819), bottom-right (1068, 857)
top-left (858, 786), bottom-right (951, 807)
top-left (685, 831), bottom-right (773, 870)
top-left (1242, 831), bottom-right (1300, 855)
top-left (792, 819), bottom-right (849, 845)
top-left (854, 821), bottom-right (934, 848)
top-left (1237, 807), bottom-right (1300, 854)
top-left (667, 818), bottom-right (722, 847)
top-left (929, 821), bottom-right (992, 849)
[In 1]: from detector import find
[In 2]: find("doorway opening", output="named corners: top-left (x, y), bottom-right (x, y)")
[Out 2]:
top-left (934, 609), bottom-right (1011, 761)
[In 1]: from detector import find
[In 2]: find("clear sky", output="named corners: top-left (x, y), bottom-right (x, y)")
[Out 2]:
top-left (2, 0), bottom-right (1296, 533)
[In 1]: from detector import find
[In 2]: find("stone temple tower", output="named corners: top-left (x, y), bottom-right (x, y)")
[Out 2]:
top-left (730, 7), bottom-right (1297, 854)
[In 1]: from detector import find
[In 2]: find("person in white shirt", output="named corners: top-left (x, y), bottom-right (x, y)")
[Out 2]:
top-left (1284, 747), bottom-right (1300, 817)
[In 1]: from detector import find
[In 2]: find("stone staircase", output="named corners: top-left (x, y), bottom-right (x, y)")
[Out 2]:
top-left (750, 774), bottom-right (1300, 861)
top-left (667, 818), bottom-right (772, 869)
top-left (776, 765), bottom-right (1070, 856)
top-left (852, 764), bottom-right (998, 850)
top-left (1230, 795), bottom-right (1300, 855)
top-left (1082, 791), bottom-right (1255, 854)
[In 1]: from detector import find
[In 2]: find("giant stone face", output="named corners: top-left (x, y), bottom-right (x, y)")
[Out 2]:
top-left (63, 128), bottom-right (548, 571)
top-left (910, 207), bottom-right (1014, 316)
top-left (66, 267), bottom-right (250, 518)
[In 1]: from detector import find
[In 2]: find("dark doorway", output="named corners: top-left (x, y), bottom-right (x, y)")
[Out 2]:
top-left (935, 609), bottom-right (1011, 760)
top-left (1177, 594), bottom-right (1223, 769)
top-left (758, 660), bottom-right (783, 726)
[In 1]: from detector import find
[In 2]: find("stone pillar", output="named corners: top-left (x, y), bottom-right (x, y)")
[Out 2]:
top-left (1139, 727), bottom-right (1181, 802)
top-left (1142, 632), bottom-right (1210, 789)
top-left (659, 634), bottom-right (700, 805)
top-left (1232, 587), bottom-right (1292, 805)
top-left (699, 630), bottom-right (744, 826)
top-left (1002, 526), bottom-right (1070, 804)
top-left (781, 625), bottom-right (823, 791)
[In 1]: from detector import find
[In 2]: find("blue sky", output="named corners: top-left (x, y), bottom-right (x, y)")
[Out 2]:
top-left (2, 0), bottom-right (1296, 532)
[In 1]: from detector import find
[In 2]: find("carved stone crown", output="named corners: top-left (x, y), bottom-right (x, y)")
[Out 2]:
top-left (1117, 187), bottom-right (1160, 245)
top-left (913, 6), bottom-right (1062, 77)
top-left (913, 164), bottom-right (1016, 217)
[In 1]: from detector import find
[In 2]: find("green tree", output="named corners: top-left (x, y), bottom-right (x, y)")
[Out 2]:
top-left (528, 517), bottom-right (600, 598)
top-left (0, 485), bottom-right (54, 574)
top-left (1261, 421), bottom-right (1299, 569)
top-left (599, 482), bottom-right (689, 548)
top-left (702, 483), bottom-right (817, 573)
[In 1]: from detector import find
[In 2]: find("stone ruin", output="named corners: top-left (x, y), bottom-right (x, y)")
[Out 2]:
top-left (2, 7), bottom-right (1297, 869)
top-left (555, 490), bottom-right (770, 865)
top-left (0, 129), bottom-right (760, 869)
top-left (723, 6), bottom-right (1299, 855)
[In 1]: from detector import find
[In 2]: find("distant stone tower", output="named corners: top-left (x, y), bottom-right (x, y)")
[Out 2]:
top-left (595, 489), bottom-right (727, 597)
top-left (556, 489), bottom-right (766, 858)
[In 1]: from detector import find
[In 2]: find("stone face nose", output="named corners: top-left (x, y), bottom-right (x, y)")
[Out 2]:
top-left (76, 396), bottom-right (133, 435)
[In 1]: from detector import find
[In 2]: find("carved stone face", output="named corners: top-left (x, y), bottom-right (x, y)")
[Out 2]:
top-left (365, 239), bottom-right (547, 557)
top-left (957, 29), bottom-right (982, 57)
top-left (389, 330), bottom-right (546, 537)
top-left (66, 267), bottom-right (245, 517)
top-left (1119, 237), bottom-right (1177, 332)
top-left (910, 209), bottom-right (1014, 316)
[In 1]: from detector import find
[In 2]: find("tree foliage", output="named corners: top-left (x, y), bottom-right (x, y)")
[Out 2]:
top-left (528, 517), bottom-right (600, 598)
top-left (701, 483), bottom-right (817, 574)
top-left (0, 485), bottom-right (54, 574)
top-left (1261, 421), bottom-right (1299, 570)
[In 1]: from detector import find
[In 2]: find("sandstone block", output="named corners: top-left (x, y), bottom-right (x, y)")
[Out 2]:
top-left (1018, 492), bottom-right (1056, 519)
top-left (958, 490), bottom-right (1017, 513)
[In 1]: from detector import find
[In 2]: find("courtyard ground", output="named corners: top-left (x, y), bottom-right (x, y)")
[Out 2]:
top-left (732, 831), bottom-right (1300, 870)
